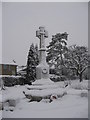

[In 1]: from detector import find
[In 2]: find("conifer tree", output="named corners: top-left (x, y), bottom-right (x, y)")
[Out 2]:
top-left (26, 43), bottom-right (36, 84)
top-left (47, 32), bottom-right (68, 76)
top-left (26, 43), bottom-right (39, 84)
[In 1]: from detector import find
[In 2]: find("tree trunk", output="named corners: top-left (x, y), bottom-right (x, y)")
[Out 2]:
top-left (79, 73), bottom-right (83, 82)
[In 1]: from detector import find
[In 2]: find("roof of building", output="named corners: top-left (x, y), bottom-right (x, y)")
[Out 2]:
top-left (0, 61), bottom-right (17, 66)
top-left (0, 59), bottom-right (18, 66)
top-left (0, 63), bottom-right (17, 66)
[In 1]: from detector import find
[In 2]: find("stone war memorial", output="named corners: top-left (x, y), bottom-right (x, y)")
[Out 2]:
top-left (36, 26), bottom-right (49, 80)
top-left (33, 26), bottom-right (53, 85)
top-left (23, 26), bottom-right (67, 103)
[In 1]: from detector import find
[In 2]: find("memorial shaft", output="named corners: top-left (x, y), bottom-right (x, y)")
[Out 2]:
top-left (36, 26), bottom-right (49, 79)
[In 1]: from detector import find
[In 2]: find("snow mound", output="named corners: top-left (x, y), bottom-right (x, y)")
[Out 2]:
top-left (2, 85), bottom-right (27, 102)
top-left (1, 80), bottom-right (88, 118)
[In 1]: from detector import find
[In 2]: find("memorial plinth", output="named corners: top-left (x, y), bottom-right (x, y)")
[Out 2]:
top-left (36, 26), bottom-right (49, 80)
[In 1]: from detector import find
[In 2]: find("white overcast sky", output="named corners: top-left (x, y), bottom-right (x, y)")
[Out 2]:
top-left (2, 2), bottom-right (88, 66)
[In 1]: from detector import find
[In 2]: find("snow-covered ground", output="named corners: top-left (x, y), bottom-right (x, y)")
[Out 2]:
top-left (0, 79), bottom-right (88, 118)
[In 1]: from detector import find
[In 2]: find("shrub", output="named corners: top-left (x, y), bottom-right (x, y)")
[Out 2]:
top-left (80, 92), bottom-right (88, 97)
top-left (50, 75), bottom-right (67, 82)
top-left (71, 80), bottom-right (88, 90)
top-left (0, 76), bottom-right (26, 87)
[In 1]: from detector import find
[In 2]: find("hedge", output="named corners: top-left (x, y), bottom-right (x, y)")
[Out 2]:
top-left (0, 76), bottom-right (26, 87)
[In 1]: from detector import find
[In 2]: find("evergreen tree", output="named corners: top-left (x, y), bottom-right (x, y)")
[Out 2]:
top-left (47, 32), bottom-right (68, 76)
top-left (26, 43), bottom-right (39, 84)
top-left (26, 43), bottom-right (36, 84)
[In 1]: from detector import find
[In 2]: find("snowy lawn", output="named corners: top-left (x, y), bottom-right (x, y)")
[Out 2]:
top-left (0, 79), bottom-right (88, 118)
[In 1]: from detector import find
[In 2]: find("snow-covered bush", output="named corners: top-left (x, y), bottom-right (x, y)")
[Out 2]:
top-left (50, 75), bottom-right (67, 82)
top-left (80, 92), bottom-right (88, 97)
top-left (2, 98), bottom-right (20, 111)
top-left (71, 80), bottom-right (88, 90)
top-left (0, 76), bottom-right (26, 87)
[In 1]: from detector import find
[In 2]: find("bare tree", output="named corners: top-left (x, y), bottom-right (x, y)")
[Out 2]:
top-left (65, 45), bottom-right (89, 82)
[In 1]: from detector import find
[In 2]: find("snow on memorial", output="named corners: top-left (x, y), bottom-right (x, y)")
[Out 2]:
top-left (36, 26), bottom-right (49, 79)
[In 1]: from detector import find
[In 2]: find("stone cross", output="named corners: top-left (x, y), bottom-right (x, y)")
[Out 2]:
top-left (36, 26), bottom-right (48, 49)
top-left (36, 26), bottom-right (49, 79)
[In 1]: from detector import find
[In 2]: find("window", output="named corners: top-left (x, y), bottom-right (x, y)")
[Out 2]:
top-left (12, 70), bottom-right (15, 75)
top-left (3, 65), bottom-right (7, 70)
top-left (9, 65), bottom-right (11, 71)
